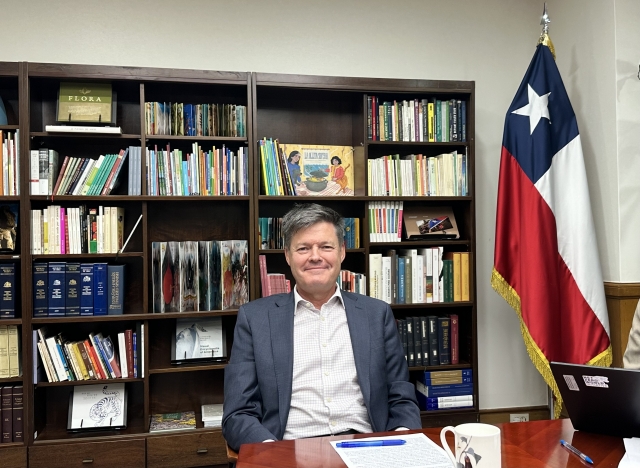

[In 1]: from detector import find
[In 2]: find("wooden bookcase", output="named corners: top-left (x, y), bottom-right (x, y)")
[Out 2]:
top-left (0, 62), bottom-right (476, 468)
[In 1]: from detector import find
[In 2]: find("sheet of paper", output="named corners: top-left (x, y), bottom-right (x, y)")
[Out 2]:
top-left (619, 437), bottom-right (640, 468)
top-left (330, 433), bottom-right (453, 468)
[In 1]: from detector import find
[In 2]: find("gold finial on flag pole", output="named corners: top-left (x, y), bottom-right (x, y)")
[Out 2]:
top-left (538, 3), bottom-right (556, 60)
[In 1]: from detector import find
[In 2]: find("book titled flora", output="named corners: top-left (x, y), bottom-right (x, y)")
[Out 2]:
top-left (171, 317), bottom-right (226, 364)
top-left (280, 144), bottom-right (355, 196)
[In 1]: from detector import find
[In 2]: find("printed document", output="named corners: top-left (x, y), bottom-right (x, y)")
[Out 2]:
top-left (330, 433), bottom-right (453, 468)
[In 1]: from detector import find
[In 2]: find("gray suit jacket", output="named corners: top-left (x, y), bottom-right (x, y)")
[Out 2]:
top-left (623, 300), bottom-right (640, 369)
top-left (222, 291), bottom-right (421, 451)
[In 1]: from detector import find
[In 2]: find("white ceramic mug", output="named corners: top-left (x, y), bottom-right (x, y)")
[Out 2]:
top-left (440, 423), bottom-right (501, 468)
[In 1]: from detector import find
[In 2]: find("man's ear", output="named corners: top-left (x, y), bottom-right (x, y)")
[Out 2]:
top-left (284, 248), bottom-right (291, 266)
top-left (340, 244), bottom-right (346, 262)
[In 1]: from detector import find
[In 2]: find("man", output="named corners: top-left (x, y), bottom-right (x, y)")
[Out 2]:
top-left (222, 203), bottom-right (421, 451)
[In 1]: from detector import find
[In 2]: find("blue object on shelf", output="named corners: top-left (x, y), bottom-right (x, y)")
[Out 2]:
top-left (0, 98), bottom-right (7, 125)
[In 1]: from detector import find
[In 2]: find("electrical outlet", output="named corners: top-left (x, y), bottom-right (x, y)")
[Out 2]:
top-left (509, 413), bottom-right (529, 423)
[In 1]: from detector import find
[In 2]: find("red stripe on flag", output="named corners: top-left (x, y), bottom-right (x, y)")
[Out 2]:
top-left (494, 147), bottom-right (610, 364)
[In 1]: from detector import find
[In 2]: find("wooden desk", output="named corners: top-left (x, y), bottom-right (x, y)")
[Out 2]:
top-left (236, 419), bottom-right (625, 468)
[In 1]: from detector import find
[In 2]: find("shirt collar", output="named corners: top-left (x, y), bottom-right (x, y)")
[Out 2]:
top-left (293, 284), bottom-right (344, 314)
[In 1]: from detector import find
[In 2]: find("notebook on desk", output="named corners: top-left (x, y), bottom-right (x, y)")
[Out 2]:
top-left (550, 361), bottom-right (640, 438)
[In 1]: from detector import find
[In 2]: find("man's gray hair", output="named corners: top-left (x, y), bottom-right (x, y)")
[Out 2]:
top-left (282, 203), bottom-right (345, 249)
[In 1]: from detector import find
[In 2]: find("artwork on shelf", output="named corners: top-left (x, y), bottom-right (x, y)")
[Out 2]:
top-left (57, 82), bottom-right (117, 125)
top-left (403, 206), bottom-right (460, 240)
top-left (67, 383), bottom-right (127, 431)
top-left (171, 316), bottom-right (227, 364)
top-left (0, 203), bottom-right (18, 253)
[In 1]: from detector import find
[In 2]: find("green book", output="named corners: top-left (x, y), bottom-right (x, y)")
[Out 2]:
top-left (89, 154), bottom-right (115, 195)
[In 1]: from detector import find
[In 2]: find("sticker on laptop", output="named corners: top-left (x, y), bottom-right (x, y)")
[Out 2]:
top-left (563, 375), bottom-right (579, 391)
top-left (583, 375), bottom-right (609, 388)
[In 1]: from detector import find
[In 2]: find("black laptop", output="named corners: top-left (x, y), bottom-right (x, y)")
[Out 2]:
top-left (550, 361), bottom-right (640, 437)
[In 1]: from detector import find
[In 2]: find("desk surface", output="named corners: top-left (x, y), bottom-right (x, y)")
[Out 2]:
top-left (236, 419), bottom-right (625, 468)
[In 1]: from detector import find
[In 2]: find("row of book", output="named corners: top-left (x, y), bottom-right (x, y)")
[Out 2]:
top-left (415, 370), bottom-right (474, 411)
top-left (32, 262), bottom-right (124, 317)
top-left (258, 217), bottom-right (361, 250)
top-left (145, 102), bottom-right (247, 137)
top-left (149, 403), bottom-right (223, 433)
top-left (0, 265), bottom-right (15, 319)
top-left (152, 240), bottom-right (249, 313)
top-left (337, 269), bottom-right (366, 295)
top-left (30, 205), bottom-right (126, 255)
top-left (258, 138), bottom-right (296, 196)
top-left (35, 327), bottom-right (142, 383)
top-left (368, 151), bottom-right (469, 197)
top-left (1, 385), bottom-right (23, 443)
top-left (145, 143), bottom-right (248, 196)
top-left (0, 130), bottom-right (19, 196)
top-left (0, 326), bottom-right (20, 378)
top-left (367, 96), bottom-right (467, 143)
top-left (370, 249), bottom-right (470, 305)
top-left (258, 255), bottom-right (290, 297)
top-left (399, 314), bottom-right (459, 367)
top-left (369, 201), bottom-right (403, 243)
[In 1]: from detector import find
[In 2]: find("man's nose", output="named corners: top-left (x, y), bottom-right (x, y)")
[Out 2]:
top-left (309, 246), bottom-right (322, 260)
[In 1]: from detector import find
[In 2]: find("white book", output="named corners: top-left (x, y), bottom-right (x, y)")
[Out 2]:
top-left (432, 248), bottom-right (440, 303)
top-left (30, 149), bottom-right (40, 194)
top-left (37, 340), bottom-right (55, 382)
top-left (0, 325), bottom-right (8, 378)
top-left (381, 256), bottom-right (392, 304)
top-left (98, 205), bottom-right (104, 253)
top-left (45, 125), bottom-right (122, 134)
top-left (415, 255), bottom-right (425, 304)
top-left (104, 206), bottom-right (111, 253)
top-left (369, 253), bottom-right (382, 300)
top-left (118, 332), bottom-right (128, 378)
top-left (45, 336), bottom-right (68, 381)
top-left (8, 325), bottom-right (20, 377)
top-left (64, 342), bottom-right (82, 381)
top-left (110, 206), bottom-right (118, 253)
top-left (201, 403), bottom-right (224, 422)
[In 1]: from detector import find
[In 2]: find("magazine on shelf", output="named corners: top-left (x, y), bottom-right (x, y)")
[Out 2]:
top-left (171, 317), bottom-right (227, 364)
top-left (67, 383), bottom-right (127, 431)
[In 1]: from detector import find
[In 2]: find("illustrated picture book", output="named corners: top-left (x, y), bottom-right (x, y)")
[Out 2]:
top-left (67, 383), bottom-right (127, 431)
top-left (149, 411), bottom-right (196, 432)
top-left (279, 143), bottom-right (355, 196)
top-left (403, 205), bottom-right (460, 240)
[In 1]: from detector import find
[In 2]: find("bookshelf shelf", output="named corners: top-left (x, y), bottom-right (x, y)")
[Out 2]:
top-left (0, 376), bottom-right (24, 384)
top-left (148, 363), bottom-right (227, 374)
top-left (0, 125), bottom-right (20, 131)
top-left (367, 140), bottom-right (470, 147)
top-left (0, 319), bottom-right (22, 326)
top-left (145, 135), bottom-right (248, 142)
top-left (32, 315), bottom-right (147, 324)
top-left (30, 132), bottom-right (142, 140)
top-left (144, 310), bottom-right (238, 320)
top-left (35, 378), bottom-right (144, 387)
top-left (30, 252), bottom-right (143, 259)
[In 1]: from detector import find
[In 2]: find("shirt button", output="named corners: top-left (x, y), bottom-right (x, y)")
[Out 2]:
top-left (331, 421), bottom-right (336, 426)
top-left (320, 316), bottom-right (325, 321)
top-left (322, 343), bottom-right (327, 347)
top-left (324, 371), bottom-right (329, 376)
top-left (327, 398), bottom-right (332, 403)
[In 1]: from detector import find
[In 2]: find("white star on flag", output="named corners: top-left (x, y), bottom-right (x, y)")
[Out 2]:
top-left (512, 84), bottom-right (551, 134)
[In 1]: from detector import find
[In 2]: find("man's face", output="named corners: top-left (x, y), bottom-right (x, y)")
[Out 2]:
top-left (284, 221), bottom-right (345, 299)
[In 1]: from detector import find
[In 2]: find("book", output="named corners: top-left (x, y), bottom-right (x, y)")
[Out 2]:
top-left (7, 325), bottom-right (20, 377)
top-left (278, 143), bottom-right (355, 196)
top-left (149, 411), bottom-right (196, 433)
top-left (45, 125), bottom-right (123, 134)
top-left (67, 382), bottom-right (127, 430)
top-left (403, 205), bottom-right (460, 240)
top-left (201, 403), bottom-right (223, 428)
top-left (171, 317), bottom-right (226, 364)
top-left (198, 241), bottom-right (212, 311)
top-left (0, 263), bottom-right (15, 318)
top-left (230, 240), bottom-right (249, 307)
top-left (179, 241), bottom-right (198, 312)
top-left (107, 265), bottom-right (125, 315)
top-left (437, 316), bottom-right (451, 365)
top-left (93, 263), bottom-right (108, 315)
top-left (1, 386), bottom-right (11, 443)
top-left (151, 242), bottom-right (166, 313)
top-left (47, 262), bottom-right (66, 317)
top-left (65, 262), bottom-right (81, 316)
top-left (165, 242), bottom-right (181, 312)
top-left (80, 263), bottom-right (94, 316)
top-left (0, 327), bottom-right (8, 378)
top-left (11, 385), bottom-right (23, 442)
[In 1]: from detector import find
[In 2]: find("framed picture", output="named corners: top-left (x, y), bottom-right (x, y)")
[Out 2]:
top-left (56, 82), bottom-right (117, 125)
top-left (0, 203), bottom-right (18, 253)
top-left (67, 383), bottom-right (127, 431)
top-left (171, 317), bottom-right (227, 364)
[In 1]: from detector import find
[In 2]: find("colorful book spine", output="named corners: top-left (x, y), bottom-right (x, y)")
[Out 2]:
top-left (65, 262), bottom-right (81, 316)
top-left (47, 262), bottom-right (66, 317)
top-left (93, 263), bottom-right (107, 315)
top-left (107, 264), bottom-right (125, 315)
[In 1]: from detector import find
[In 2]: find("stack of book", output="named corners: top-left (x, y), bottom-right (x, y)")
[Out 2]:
top-left (258, 255), bottom-right (290, 298)
top-left (337, 269), bottom-right (366, 294)
top-left (152, 240), bottom-right (249, 313)
top-left (367, 95), bottom-right (467, 143)
top-left (259, 217), bottom-right (360, 249)
top-left (0, 325), bottom-right (20, 378)
top-left (369, 249), bottom-right (470, 305)
top-left (34, 327), bottom-right (141, 383)
top-left (415, 369), bottom-right (474, 411)
top-left (31, 148), bottom-right (130, 196)
top-left (32, 262), bottom-right (124, 317)
top-left (368, 202), bottom-right (403, 242)
top-left (0, 385), bottom-right (23, 443)
top-left (397, 315), bottom-right (459, 367)
top-left (149, 411), bottom-right (197, 433)
top-left (367, 151), bottom-right (468, 197)
top-left (0, 130), bottom-right (19, 196)
top-left (145, 102), bottom-right (247, 137)
top-left (30, 205), bottom-right (126, 255)
top-left (201, 404), bottom-right (223, 428)
top-left (145, 143), bottom-right (248, 196)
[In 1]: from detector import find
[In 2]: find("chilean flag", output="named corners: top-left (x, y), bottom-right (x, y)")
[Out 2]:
top-left (492, 43), bottom-right (612, 415)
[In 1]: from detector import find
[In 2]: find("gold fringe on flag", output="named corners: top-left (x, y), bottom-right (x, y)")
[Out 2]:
top-left (538, 32), bottom-right (556, 60)
top-left (491, 268), bottom-right (612, 419)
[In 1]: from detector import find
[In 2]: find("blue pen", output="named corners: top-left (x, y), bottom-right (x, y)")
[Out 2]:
top-left (336, 440), bottom-right (406, 448)
top-left (560, 440), bottom-right (593, 464)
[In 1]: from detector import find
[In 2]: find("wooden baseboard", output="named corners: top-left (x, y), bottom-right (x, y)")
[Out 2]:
top-left (604, 282), bottom-right (640, 367)
top-left (479, 406), bottom-right (549, 424)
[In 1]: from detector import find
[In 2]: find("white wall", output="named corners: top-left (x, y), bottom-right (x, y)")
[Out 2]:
top-left (6, 0), bottom-right (632, 410)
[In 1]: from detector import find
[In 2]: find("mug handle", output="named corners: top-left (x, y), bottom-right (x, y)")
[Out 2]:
top-left (440, 426), bottom-right (457, 466)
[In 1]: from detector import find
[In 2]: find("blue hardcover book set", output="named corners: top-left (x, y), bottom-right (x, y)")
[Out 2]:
top-left (0, 263), bottom-right (16, 318)
top-left (33, 262), bottom-right (124, 317)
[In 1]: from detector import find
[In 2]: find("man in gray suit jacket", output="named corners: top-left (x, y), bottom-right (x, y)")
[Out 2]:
top-left (222, 204), bottom-right (421, 451)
